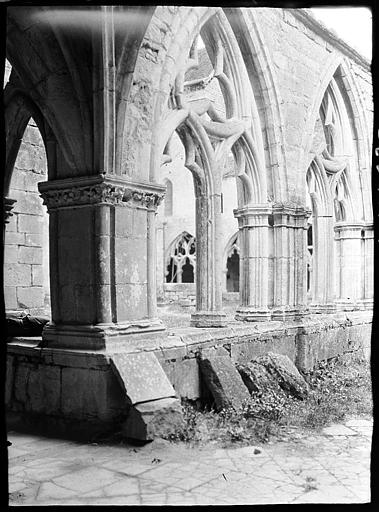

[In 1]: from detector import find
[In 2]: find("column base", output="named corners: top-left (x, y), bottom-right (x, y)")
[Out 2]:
top-left (356, 299), bottom-right (374, 311)
top-left (334, 300), bottom-right (361, 312)
top-left (271, 306), bottom-right (309, 321)
top-left (235, 307), bottom-right (272, 322)
top-left (309, 303), bottom-right (337, 314)
top-left (190, 311), bottom-right (227, 328)
top-left (41, 319), bottom-right (166, 349)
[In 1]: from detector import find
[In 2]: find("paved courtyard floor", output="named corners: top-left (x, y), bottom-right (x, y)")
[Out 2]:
top-left (8, 416), bottom-right (372, 506)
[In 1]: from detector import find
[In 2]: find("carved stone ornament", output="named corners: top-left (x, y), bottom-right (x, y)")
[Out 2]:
top-left (123, 188), bottom-right (165, 209)
top-left (39, 182), bottom-right (125, 211)
top-left (38, 176), bottom-right (166, 212)
top-left (3, 197), bottom-right (17, 223)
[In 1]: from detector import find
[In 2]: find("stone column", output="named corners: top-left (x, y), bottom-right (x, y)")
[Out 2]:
top-left (310, 214), bottom-right (336, 313)
top-left (234, 205), bottom-right (271, 321)
top-left (334, 222), bottom-right (367, 311)
top-left (38, 174), bottom-right (166, 349)
top-left (155, 220), bottom-right (165, 303)
top-left (190, 190), bottom-right (227, 327)
top-left (271, 205), bottom-right (311, 320)
top-left (359, 224), bottom-right (374, 309)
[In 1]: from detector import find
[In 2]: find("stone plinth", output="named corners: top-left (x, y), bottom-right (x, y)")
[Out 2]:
top-left (190, 311), bottom-right (227, 327)
top-left (38, 174), bottom-right (166, 349)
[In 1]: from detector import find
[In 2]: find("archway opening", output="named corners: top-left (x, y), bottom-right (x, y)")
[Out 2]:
top-left (4, 117), bottom-right (50, 318)
top-left (226, 249), bottom-right (239, 292)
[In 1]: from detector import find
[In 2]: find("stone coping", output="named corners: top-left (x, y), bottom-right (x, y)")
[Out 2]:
top-left (6, 311), bottom-right (372, 365)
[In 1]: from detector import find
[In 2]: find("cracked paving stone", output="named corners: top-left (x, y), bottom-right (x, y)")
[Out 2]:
top-left (101, 459), bottom-right (154, 476)
top-left (8, 417), bottom-right (372, 506)
top-left (51, 467), bottom-right (123, 493)
top-left (36, 482), bottom-right (80, 501)
top-left (322, 424), bottom-right (358, 436)
top-left (8, 480), bottom-right (31, 493)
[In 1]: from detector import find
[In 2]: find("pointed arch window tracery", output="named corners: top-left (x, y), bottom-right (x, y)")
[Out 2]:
top-left (166, 232), bottom-right (196, 284)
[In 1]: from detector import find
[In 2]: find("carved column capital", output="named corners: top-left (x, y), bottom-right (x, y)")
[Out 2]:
top-left (38, 175), bottom-right (166, 212)
top-left (3, 197), bottom-right (17, 223)
top-left (272, 203), bottom-right (312, 228)
top-left (123, 186), bottom-right (165, 210)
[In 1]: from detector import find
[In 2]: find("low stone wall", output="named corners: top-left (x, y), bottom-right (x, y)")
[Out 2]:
top-left (6, 342), bottom-right (130, 439)
top-left (162, 283), bottom-right (196, 305)
top-left (6, 311), bottom-right (371, 438)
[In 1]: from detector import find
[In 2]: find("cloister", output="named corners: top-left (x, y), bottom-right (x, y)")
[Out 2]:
top-left (3, 6), bottom-right (373, 440)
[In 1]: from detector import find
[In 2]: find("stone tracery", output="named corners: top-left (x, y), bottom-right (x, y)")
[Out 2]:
top-left (3, 6), bottom-right (373, 441)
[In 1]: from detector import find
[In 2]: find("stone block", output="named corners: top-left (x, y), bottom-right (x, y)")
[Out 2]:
top-left (15, 141), bottom-right (46, 173)
top-left (26, 366), bottom-right (45, 413)
top-left (24, 171), bottom-right (45, 190)
top-left (231, 335), bottom-right (297, 364)
top-left (114, 237), bottom-right (147, 284)
top-left (27, 365), bottom-right (61, 415)
top-left (249, 352), bottom-right (309, 399)
top-left (18, 213), bottom-right (42, 234)
top-left (3, 264), bottom-right (32, 287)
top-left (4, 245), bottom-right (18, 263)
top-left (12, 190), bottom-right (44, 215)
top-left (61, 367), bottom-right (114, 420)
top-left (4, 286), bottom-right (18, 310)
top-left (199, 347), bottom-right (250, 410)
top-left (115, 283), bottom-right (148, 321)
top-left (115, 207), bottom-right (134, 238)
top-left (18, 246), bottom-right (43, 265)
top-left (4, 231), bottom-right (25, 245)
top-left (110, 351), bottom-right (176, 405)
top-left (161, 358), bottom-right (200, 400)
top-left (13, 363), bottom-right (31, 404)
top-left (295, 321), bottom-right (366, 370)
top-left (58, 236), bottom-right (93, 285)
top-left (25, 233), bottom-right (43, 247)
top-left (9, 169), bottom-right (26, 190)
top-left (5, 214), bottom-right (18, 232)
top-left (17, 286), bottom-right (44, 309)
top-left (32, 265), bottom-right (44, 286)
top-left (23, 124), bottom-right (45, 147)
top-left (236, 361), bottom-right (283, 395)
top-left (122, 397), bottom-right (184, 441)
top-left (59, 283), bottom-right (96, 324)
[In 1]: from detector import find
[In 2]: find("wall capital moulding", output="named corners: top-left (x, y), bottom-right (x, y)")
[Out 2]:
top-left (38, 174), bottom-right (166, 212)
top-left (3, 197), bottom-right (17, 223)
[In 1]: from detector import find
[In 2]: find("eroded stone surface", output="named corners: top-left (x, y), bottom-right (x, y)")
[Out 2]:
top-left (238, 352), bottom-right (309, 400)
top-left (199, 347), bottom-right (250, 410)
top-left (236, 361), bottom-right (284, 395)
top-left (122, 397), bottom-right (184, 441)
top-left (257, 352), bottom-right (309, 399)
top-left (110, 352), bottom-right (176, 405)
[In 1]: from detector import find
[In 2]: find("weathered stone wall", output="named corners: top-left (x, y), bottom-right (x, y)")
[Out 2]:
top-left (162, 283), bottom-right (196, 305)
top-left (4, 119), bottom-right (50, 316)
top-left (247, 8), bottom-right (372, 202)
top-left (6, 311), bottom-right (371, 436)
top-left (6, 345), bottom-right (129, 438)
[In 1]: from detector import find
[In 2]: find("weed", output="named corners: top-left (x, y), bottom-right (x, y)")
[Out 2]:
top-left (162, 356), bottom-right (372, 446)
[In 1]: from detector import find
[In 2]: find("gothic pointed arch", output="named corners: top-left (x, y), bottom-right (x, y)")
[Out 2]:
top-left (305, 60), bottom-right (371, 310)
top-left (223, 231), bottom-right (240, 293)
top-left (4, 81), bottom-right (57, 193)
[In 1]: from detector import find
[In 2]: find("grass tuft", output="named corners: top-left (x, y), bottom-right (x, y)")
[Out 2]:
top-left (163, 354), bottom-right (372, 447)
